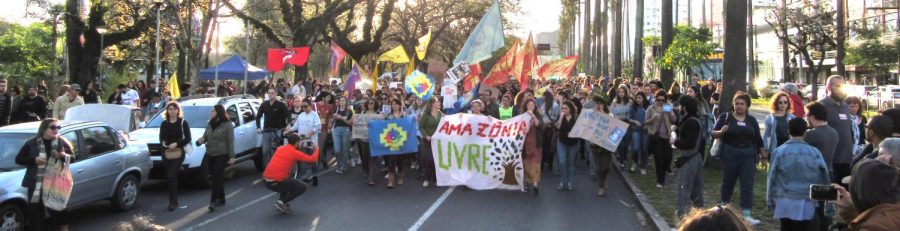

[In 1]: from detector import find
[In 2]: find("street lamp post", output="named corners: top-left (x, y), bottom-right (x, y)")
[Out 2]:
top-left (96, 26), bottom-right (107, 83)
top-left (154, 0), bottom-right (163, 93)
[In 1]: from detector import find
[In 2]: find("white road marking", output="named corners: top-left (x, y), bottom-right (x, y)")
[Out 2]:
top-left (408, 186), bottom-right (456, 231)
top-left (183, 192), bottom-right (276, 231)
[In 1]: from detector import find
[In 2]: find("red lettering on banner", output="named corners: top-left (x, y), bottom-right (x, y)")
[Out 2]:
top-left (476, 123), bottom-right (489, 137)
top-left (462, 124), bottom-right (473, 136)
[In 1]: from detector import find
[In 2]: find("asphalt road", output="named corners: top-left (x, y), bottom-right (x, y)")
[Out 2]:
top-left (67, 158), bottom-right (649, 231)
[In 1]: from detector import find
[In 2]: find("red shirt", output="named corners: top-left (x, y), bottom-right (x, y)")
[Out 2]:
top-left (263, 145), bottom-right (319, 181)
top-left (314, 102), bottom-right (333, 133)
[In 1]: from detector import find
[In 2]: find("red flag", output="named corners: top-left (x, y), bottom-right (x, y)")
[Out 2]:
top-left (537, 56), bottom-right (579, 80)
top-left (267, 47), bottom-right (311, 72)
top-left (484, 40), bottom-right (520, 87)
top-left (330, 41), bottom-right (348, 76)
top-left (464, 63), bottom-right (482, 91)
top-left (519, 33), bottom-right (538, 90)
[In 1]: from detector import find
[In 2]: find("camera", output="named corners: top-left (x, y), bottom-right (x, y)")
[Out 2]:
top-left (809, 184), bottom-right (839, 201)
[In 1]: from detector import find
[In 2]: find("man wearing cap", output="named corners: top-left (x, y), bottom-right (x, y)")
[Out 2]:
top-left (52, 84), bottom-right (84, 120)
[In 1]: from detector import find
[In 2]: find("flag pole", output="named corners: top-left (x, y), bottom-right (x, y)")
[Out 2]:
top-left (214, 20), bottom-right (220, 96)
top-left (243, 19), bottom-right (250, 94)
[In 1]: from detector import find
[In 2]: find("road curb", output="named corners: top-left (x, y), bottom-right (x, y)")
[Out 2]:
top-left (614, 165), bottom-right (670, 231)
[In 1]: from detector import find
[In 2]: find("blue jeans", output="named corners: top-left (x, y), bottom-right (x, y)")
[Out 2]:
top-left (261, 129), bottom-right (283, 167)
top-left (331, 126), bottom-right (351, 170)
top-left (631, 129), bottom-right (649, 169)
top-left (585, 140), bottom-right (596, 174)
top-left (616, 128), bottom-right (632, 166)
top-left (556, 140), bottom-right (578, 185)
top-left (720, 143), bottom-right (758, 210)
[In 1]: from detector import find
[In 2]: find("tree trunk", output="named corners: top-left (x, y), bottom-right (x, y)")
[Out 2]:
top-left (600, 2), bottom-right (609, 75)
top-left (780, 0), bottom-right (790, 82)
top-left (747, 0), bottom-right (756, 97)
top-left (633, 0), bottom-right (644, 78)
top-left (582, 0), bottom-right (592, 74)
top-left (721, 0), bottom-right (747, 113)
top-left (593, 0), bottom-right (603, 77)
top-left (660, 0), bottom-right (674, 88)
top-left (612, 0), bottom-right (623, 78)
top-left (835, 0), bottom-right (846, 76)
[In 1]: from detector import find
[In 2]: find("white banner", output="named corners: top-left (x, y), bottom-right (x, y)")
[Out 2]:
top-left (431, 113), bottom-right (532, 190)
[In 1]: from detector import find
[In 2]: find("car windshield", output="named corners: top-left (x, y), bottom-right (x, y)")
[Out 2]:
top-left (0, 133), bottom-right (33, 171)
top-left (145, 106), bottom-right (214, 128)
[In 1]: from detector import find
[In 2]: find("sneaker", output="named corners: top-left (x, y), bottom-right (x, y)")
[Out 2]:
top-left (557, 183), bottom-right (565, 191)
top-left (422, 181), bottom-right (430, 187)
top-left (274, 200), bottom-right (292, 214)
top-left (743, 216), bottom-right (761, 226)
top-left (567, 183), bottom-right (574, 190)
top-left (629, 165), bottom-right (636, 172)
top-left (532, 186), bottom-right (539, 196)
top-left (597, 188), bottom-right (606, 196)
top-left (335, 169), bottom-right (345, 175)
top-left (641, 169), bottom-right (647, 175)
top-left (655, 184), bottom-right (663, 188)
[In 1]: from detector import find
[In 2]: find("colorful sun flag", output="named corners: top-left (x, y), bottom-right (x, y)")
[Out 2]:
top-left (368, 118), bottom-right (419, 156)
top-left (405, 70), bottom-right (435, 100)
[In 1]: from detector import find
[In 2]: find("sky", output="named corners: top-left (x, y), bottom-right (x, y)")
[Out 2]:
top-left (3, 0), bottom-right (561, 51)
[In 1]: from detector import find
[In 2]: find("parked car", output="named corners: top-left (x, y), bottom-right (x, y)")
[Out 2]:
top-left (128, 95), bottom-right (264, 188)
top-left (869, 85), bottom-right (900, 110)
top-left (0, 120), bottom-right (151, 230)
top-left (755, 80), bottom-right (780, 98)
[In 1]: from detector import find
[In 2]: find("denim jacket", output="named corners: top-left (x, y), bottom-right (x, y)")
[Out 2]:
top-left (763, 113), bottom-right (796, 154)
top-left (766, 139), bottom-right (831, 208)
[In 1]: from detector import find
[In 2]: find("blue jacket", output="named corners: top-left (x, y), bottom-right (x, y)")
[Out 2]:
top-left (763, 113), bottom-right (796, 154)
top-left (766, 139), bottom-right (831, 208)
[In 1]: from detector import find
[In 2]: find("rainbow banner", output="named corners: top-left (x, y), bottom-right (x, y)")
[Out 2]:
top-left (368, 118), bottom-right (419, 156)
top-left (405, 70), bottom-right (435, 101)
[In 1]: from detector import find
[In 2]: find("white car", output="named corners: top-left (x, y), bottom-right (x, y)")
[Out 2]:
top-left (129, 95), bottom-right (264, 188)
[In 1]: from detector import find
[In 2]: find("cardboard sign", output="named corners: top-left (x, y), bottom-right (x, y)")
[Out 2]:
top-left (568, 109), bottom-right (631, 152)
top-left (351, 114), bottom-right (385, 140)
top-left (445, 62), bottom-right (471, 83)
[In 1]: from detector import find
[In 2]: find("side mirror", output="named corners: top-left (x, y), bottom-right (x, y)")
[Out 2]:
top-left (138, 122), bottom-right (146, 128)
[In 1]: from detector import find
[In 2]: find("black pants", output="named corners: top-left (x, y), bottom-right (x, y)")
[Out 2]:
top-left (780, 211), bottom-right (820, 231)
top-left (162, 156), bottom-right (184, 204)
top-left (420, 138), bottom-right (436, 183)
top-left (206, 155), bottom-right (229, 204)
top-left (25, 188), bottom-right (68, 231)
top-left (541, 126), bottom-right (556, 171)
top-left (356, 140), bottom-right (371, 176)
top-left (265, 179), bottom-right (308, 203)
top-left (719, 143), bottom-right (757, 210)
top-left (650, 135), bottom-right (673, 185)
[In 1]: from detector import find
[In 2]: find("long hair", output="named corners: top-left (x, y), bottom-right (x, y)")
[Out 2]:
top-left (364, 98), bottom-right (379, 114)
top-left (162, 101), bottom-right (183, 120)
top-left (389, 98), bottom-right (404, 115)
top-left (209, 104), bottom-right (229, 128)
top-left (562, 100), bottom-right (578, 117)
top-left (519, 98), bottom-right (542, 122)
top-left (36, 118), bottom-right (59, 139)
top-left (542, 91), bottom-right (554, 113)
top-left (614, 84), bottom-right (630, 104)
top-left (770, 92), bottom-right (793, 114)
top-left (632, 91), bottom-right (649, 111)
top-left (689, 85), bottom-right (707, 106)
top-left (422, 97), bottom-right (442, 117)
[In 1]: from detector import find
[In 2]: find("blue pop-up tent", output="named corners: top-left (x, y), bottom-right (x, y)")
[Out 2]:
top-left (199, 55), bottom-right (268, 80)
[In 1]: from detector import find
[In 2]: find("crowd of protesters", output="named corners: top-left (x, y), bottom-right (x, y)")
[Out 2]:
top-left (3, 71), bottom-right (899, 231)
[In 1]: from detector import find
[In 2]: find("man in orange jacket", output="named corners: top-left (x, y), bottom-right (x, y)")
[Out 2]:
top-left (263, 133), bottom-right (319, 214)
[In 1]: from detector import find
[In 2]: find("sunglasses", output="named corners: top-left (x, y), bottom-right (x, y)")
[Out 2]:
top-left (49, 125), bottom-right (62, 130)
top-left (777, 101), bottom-right (789, 105)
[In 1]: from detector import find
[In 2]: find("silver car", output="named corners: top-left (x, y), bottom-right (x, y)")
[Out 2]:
top-left (0, 120), bottom-right (151, 230)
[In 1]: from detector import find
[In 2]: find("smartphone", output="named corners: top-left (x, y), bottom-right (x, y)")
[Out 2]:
top-left (662, 105), bottom-right (673, 112)
top-left (809, 184), bottom-right (839, 201)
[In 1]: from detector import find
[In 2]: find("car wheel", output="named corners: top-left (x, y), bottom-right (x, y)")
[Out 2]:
top-left (253, 148), bottom-right (265, 172)
top-left (0, 204), bottom-right (25, 231)
top-left (112, 174), bottom-right (140, 211)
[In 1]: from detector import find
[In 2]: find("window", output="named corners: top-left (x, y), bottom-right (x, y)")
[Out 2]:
top-left (239, 103), bottom-right (255, 125)
top-left (60, 131), bottom-right (81, 159)
top-left (227, 105), bottom-right (239, 125)
top-left (81, 127), bottom-right (117, 158)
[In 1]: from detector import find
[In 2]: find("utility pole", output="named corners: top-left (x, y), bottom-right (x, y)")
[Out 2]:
top-left (781, 0), bottom-right (790, 82)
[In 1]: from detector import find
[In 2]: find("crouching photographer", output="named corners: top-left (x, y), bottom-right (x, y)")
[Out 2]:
top-left (263, 134), bottom-right (319, 214)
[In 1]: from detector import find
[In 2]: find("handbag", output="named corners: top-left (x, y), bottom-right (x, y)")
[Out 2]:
top-left (709, 113), bottom-right (729, 158)
top-left (42, 155), bottom-right (73, 211)
top-left (164, 119), bottom-right (190, 160)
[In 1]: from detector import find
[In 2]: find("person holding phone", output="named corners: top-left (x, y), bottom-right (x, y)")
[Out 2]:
top-left (331, 96), bottom-right (353, 174)
top-left (766, 118), bottom-right (830, 231)
top-left (645, 90), bottom-right (676, 188)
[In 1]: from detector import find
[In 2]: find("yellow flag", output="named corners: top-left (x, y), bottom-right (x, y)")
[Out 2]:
top-left (405, 58), bottom-right (416, 77)
top-left (377, 45), bottom-right (410, 63)
top-left (167, 72), bottom-right (181, 100)
top-left (415, 30), bottom-right (431, 60)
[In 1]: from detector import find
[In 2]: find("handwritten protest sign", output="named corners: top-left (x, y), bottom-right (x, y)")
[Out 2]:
top-left (351, 114), bottom-right (385, 140)
top-left (568, 109), bottom-right (630, 152)
top-left (431, 113), bottom-right (532, 190)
